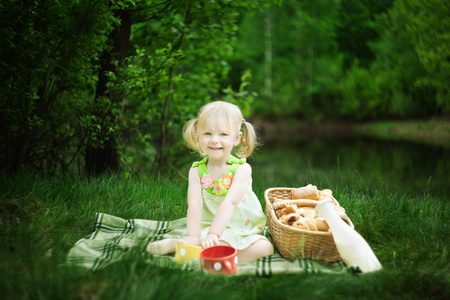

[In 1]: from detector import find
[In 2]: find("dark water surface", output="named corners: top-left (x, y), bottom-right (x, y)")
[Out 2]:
top-left (249, 136), bottom-right (450, 198)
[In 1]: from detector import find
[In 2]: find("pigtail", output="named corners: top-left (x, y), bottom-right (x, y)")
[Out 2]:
top-left (182, 118), bottom-right (201, 153)
top-left (236, 120), bottom-right (258, 158)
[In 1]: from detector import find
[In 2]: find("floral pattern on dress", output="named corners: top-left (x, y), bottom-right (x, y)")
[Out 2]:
top-left (201, 174), bottom-right (214, 189)
top-left (195, 156), bottom-right (246, 197)
top-left (213, 183), bottom-right (222, 195)
top-left (221, 173), bottom-right (233, 189)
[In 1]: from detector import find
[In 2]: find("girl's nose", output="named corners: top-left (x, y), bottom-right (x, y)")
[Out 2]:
top-left (211, 134), bottom-right (219, 143)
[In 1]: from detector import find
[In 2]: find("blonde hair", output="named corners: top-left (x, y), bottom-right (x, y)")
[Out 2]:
top-left (183, 101), bottom-right (257, 158)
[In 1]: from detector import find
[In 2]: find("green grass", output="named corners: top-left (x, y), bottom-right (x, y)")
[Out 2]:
top-left (1, 173), bottom-right (449, 300)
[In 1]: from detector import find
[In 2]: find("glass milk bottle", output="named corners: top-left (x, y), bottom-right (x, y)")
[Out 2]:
top-left (315, 199), bottom-right (382, 273)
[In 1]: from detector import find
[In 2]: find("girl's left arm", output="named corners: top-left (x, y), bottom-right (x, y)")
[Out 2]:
top-left (202, 163), bottom-right (251, 248)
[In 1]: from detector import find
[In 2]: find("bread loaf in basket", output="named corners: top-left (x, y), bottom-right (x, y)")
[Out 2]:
top-left (264, 186), bottom-right (354, 262)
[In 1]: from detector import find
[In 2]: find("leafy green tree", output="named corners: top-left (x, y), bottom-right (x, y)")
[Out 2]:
top-left (397, 0), bottom-right (449, 113)
top-left (231, 0), bottom-right (343, 119)
top-left (0, 0), bottom-right (117, 174)
top-left (338, 0), bottom-right (449, 120)
top-left (115, 0), bottom-right (271, 174)
top-left (232, 0), bottom-right (449, 121)
top-left (336, 0), bottom-right (393, 70)
top-left (0, 0), bottom-right (272, 175)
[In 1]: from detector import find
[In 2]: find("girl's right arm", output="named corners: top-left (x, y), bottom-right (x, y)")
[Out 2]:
top-left (183, 166), bottom-right (203, 246)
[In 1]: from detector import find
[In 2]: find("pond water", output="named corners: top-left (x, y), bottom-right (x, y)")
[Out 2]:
top-left (249, 136), bottom-right (450, 198)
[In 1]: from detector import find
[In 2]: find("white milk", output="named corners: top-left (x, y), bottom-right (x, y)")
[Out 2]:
top-left (315, 199), bottom-right (382, 273)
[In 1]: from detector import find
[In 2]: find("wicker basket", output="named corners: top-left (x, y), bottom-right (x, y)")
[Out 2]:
top-left (264, 187), bottom-right (354, 263)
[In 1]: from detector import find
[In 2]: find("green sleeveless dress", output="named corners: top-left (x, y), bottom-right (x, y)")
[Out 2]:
top-left (192, 156), bottom-right (268, 250)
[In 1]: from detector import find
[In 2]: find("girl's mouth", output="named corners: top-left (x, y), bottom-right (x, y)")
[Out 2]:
top-left (210, 147), bottom-right (222, 150)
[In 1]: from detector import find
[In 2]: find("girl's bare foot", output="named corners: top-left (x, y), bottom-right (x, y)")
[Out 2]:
top-left (146, 239), bottom-right (177, 255)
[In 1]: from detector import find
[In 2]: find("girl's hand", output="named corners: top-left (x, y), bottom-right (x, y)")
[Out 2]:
top-left (201, 233), bottom-right (220, 249)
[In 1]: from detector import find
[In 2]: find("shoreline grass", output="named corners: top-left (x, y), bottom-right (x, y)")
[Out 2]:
top-left (1, 173), bottom-right (449, 299)
top-left (356, 118), bottom-right (450, 149)
top-left (254, 117), bottom-right (450, 149)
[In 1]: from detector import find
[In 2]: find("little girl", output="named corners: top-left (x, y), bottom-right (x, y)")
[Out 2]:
top-left (146, 101), bottom-right (274, 263)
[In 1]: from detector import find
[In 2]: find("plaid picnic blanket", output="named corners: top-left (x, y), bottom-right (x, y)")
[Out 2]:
top-left (65, 213), bottom-right (350, 276)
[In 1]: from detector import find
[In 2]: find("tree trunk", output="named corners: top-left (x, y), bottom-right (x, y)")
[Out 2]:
top-left (307, 44), bottom-right (314, 103)
top-left (85, 9), bottom-right (131, 176)
top-left (293, 2), bottom-right (303, 97)
top-left (264, 9), bottom-right (273, 100)
top-left (155, 1), bottom-right (192, 173)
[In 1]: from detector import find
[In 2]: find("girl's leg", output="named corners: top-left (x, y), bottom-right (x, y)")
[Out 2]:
top-left (236, 239), bottom-right (274, 263)
top-left (147, 239), bottom-right (273, 262)
top-left (146, 239), bottom-right (177, 255)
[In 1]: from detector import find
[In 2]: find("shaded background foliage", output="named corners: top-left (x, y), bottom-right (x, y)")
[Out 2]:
top-left (232, 0), bottom-right (449, 120)
top-left (0, 0), bottom-right (448, 176)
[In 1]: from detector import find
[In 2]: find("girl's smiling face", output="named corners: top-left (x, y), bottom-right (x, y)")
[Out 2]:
top-left (198, 117), bottom-right (241, 161)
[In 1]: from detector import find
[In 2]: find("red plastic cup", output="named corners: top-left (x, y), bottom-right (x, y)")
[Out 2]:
top-left (200, 245), bottom-right (238, 275)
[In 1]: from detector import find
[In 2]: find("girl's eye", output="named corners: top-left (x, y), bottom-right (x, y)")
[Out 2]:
top-left (220, 133), bottom-right (228, 136)
top-left (204, 132), bottom-right (211, 135)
